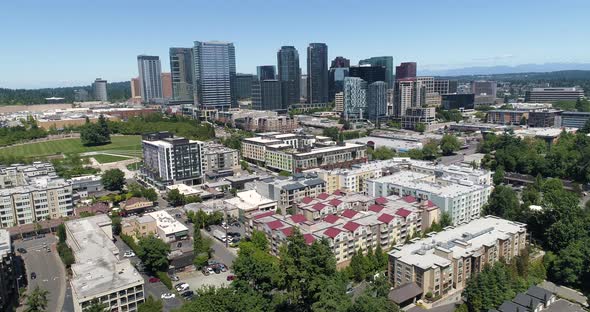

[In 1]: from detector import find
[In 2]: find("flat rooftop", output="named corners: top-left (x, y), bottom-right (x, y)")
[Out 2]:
top-left (389, 216), bottom-right (526, 270)
top-left (295, 142), bottom-right (364, 156)
top-left (146, 210), bottom-right (188, 235)
top-left (67, 215), bottom-right (142, 300)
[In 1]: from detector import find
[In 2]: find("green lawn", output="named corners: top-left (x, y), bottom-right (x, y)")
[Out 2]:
top-left (0, 135), bottom-right (141, 159)
top-left (91, 154), bottom-right (132, 164)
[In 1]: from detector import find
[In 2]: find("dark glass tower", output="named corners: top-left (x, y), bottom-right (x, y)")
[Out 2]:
top-left (395, 62), bottom-right (417, 80)
top-left (257, 65), bottom-right (276, 81)
top-left (331, 56), bottom-right (350, 68)
top-left (349, 65), bottom-right (386, 85)
top-left (307, 43), bottom-right (329, 104)
top-left (169, 47), bottom-right (194, 101)
top-left (277, 46), bottom-right (301, 108)
top-left (359, 56), bottom-right (393, 88)
top-left (193, 41), bottom-right (237, 110)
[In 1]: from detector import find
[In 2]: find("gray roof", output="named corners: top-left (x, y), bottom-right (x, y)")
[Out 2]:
top-left (512, 293), bottom-right (542, 310)
top-left (388, 283), bottom-right (423, 304)
top-left (282, 182), bottom-right (304, 191)
top-left (526, 285), bottom-right (554, 302)
top-left (498, 301), bottom-right (525, 312)
top-left (544, 299), bottom-right (587, 312)
top-left (303, 178), bottom-right (325, 186)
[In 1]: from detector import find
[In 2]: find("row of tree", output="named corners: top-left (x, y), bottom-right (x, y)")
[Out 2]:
top-left (0, 81), bottom-right (131, 105)
top-left (80, 115), bottom-right (111, 146)
top-left (0, 115), bottom-right (48, 147)
top-left (367, 134), bottom-right (462, 162)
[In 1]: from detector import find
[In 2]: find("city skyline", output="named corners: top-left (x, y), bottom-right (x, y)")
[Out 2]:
top-left (2, 0), bottom-right (590, 88)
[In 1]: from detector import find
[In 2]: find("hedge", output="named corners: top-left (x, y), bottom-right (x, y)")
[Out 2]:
top-left (156, 271), bottom-right (172, 290)
top-left (120, 234), bottom-right (140, 254)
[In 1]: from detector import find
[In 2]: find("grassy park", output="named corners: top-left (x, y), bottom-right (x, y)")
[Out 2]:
top-left (0, 135), bottom-right (141, 159)
top-left (90, 154), bottom-right (133, 164)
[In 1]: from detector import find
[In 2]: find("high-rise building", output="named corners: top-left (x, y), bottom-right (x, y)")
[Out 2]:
top-left (433, 79), bottom-right (457, 95)
top-left (472, 80), bottom-right (497, 97)
top-left (307, 43), bottom-right (329, 104)
top-left (300, 74), bottom-right (308, 100)
top-left (141, 132), bottom-right (204, 186)
top-left (331, 56), bottom-right (350, 68)
top-left (367, 81), bottom-right (387, 121)
top-left (359, 56), bottom-right (394, 89)
top-left (137, 55), bottom-right (163, 103)
top-left (252, 79), bottom-right (282, 111)
top-left (329, 67), bottom-right (349, 101)
top-left (236, 74), bottom-right (254, 99)
top-left (277, 46), bottom-right (301, 107)
top-left (395, 62), bottom-right (417, 80)
top-left (131, 77), bottom-right (141, 98)
top-left (257, 65), bottom-right (276, 81)
top-left (193, 41), bottom-right (237, 110)
top-left (92, 78), bottom-right (107, 101)
top-left (343, 77), bottom-right (367, 120)
top-left (0, 230), bottom-right (18, 312)
top-left (349, 65), bottom-right (387, 85)
top-left (393, 79), bottom-right (425, 117)
top-left (169, 47), bottom-right (194, 101)
top-left (161, 72), bottom-right (172, 99)
top-left (334, 92), bottom-right (344, 112)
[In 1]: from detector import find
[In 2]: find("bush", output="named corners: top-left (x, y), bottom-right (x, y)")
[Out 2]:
top-left (156, 271), bottom-right (172, 290)
top-left (57, 241), bottom-right (75, 268)
top-left (121, 234), bottom-right (140, 254)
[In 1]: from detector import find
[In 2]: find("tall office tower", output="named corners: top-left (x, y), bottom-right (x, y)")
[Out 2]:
top-left (169, 47), bottom-right (194, 101)
top-left (161, 72), bottom-right (173, 99)
top-left (472, 81), bottom-right (497, 97)
top-left (257, 65), bottom-right (276, 81)
top-left (334, 92), bottom-right (344, 112)
top-left (131, 77), bottom-right (141, 98)
top-left (236, 74), bottom-right (254, 99)
top-left (433, 79), bottom-right (453, 95)
top-left (349, 65), bottom-right (387, 85)
top-left (367, 81), bottom-right (387, 121)
top-left (394, 79), bottom-right (425, 117)
top-left (307, 43), bottom-right (329, 104)
top-left (395, 62), bottom-right (417, 80)
top-left (359, 56), bottom-right (394, 89)
top-left (137, 55), bottom-right (163, 103)
top-left (329, 67), bottom-right (349, 101)
top-left (193, 41), bottom-right (237, 110)
top-left (92, 78), bottom-right (107, 101)
top-left (252, 79), bottom-right (282, 110)
top-left (277, 46), bottom-right (301, 107)
top-left (343, 77), bottom-right (367, 120)
top-left (331, 56), bottom-right (350, 68)
top-left (300, 74), bottom-right (308, 100)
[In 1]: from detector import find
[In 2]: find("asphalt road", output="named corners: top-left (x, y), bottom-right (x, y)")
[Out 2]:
top-left (15, 234), bottom-right (66, 312)
top-left (439, 141), bottom-right (479, 166)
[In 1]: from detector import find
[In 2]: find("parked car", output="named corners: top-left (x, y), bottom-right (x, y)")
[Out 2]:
top-left (30, 272), bottom-right (37, 279)
top-left (148, 277), bottom-right (160, 283)
top-left (205, 225), bottom-right (211, 232)
top-left (213, 267), bottom-right (221, 274)
top-left (226, 275), bottom-right (235, 281)
top-left (176, 242), bottom-right (182, 248)
top-left (170, 275), bottom-right (180, 281)
top-left (181, 290), bottom-right (194, 299)
top-left (206, 267), bottom-right (215, 275)
top-left (36, 234), bottom-right (45, 239)
top-left (161, 293), bottom-right (175, 299)
top-left (123, 251), bottom-right (135, 258)
top-left (46, 247), bottom-right (51, 253)
top-left (17, 248), bottom-right (27, 253)
top-left (175, 282), bottom-right (189, 292)
top-left (202, 267), bottom-right (210, 276)
top-left (219, 264), bottom-right (227, 272)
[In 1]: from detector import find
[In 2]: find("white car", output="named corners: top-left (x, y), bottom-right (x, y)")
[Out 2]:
top-left (206, 267), bottom-right (215, 275)
top-left (123, 251), bottom-right (135, 258)
top-left (175, 283), bottom-right (189, 292)
top-left (161, 293), bottom-right (175, 299)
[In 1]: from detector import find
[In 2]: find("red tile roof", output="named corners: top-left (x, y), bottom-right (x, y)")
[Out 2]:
top-left (333, 189), bottom-right (344, 195)
top-left (329, 199), bottom-right (342, 206)
top-left (301, 197), bottom-right (314, 204)
top-left (324, 214), bottom-right (339, 224)
top-left (375, 197), bottom-right (388, 205)
top-left (368, 204), bottom-right (384, 213)
top-left (395, 208), bottom-right (412, 218)
top-left (341, 209), bottom-right (358, 218)
top-left (426, 200), bottom-right (436, 207)
top-left (317, 193), bottom-right (330, 200)
top-left (303, 233), bottom-right (316, 245)
top-left (402, 195), bottom-right (417, 203)
top-left (266, 220), bottom-right (284, 230)
top-left (253, 210), bottom-right (275, 220)
top-left (343, 221), bottom-right (361, 232)
top-left (281, 227), bottom-right (293, 237)
top-left (312, 203), bottom-right (327, 211)
top-left (324, 227), bottom-right (342, 238)
top-left (290, 214), bottom-right (307, 223)
top-left (378, 213), bottom-right (395, 224)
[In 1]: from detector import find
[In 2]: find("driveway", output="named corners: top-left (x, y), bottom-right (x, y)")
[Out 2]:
top-left (179, 269), bottom-right (233, 291)
top-left (14, 234), bottom-right (66, 312)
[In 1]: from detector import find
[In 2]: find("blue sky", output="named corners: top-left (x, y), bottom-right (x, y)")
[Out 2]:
top-left (1, 0), bottom-right (589, 88)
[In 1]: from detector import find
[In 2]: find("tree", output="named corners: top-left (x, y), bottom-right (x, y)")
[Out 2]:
top-left (439, 134), bottom-right (461, 156)
top-left (25, 286), bottom-right (49, 312)
top-left (138, 296), bottom-right (163, 312)
top-left (493, 166), bottom-right (505, 185)
top-left (370, 146), bottom-right (396, 160)
top-left (80, 116), bottom-right (111, 146)
top-left (415, 123), bottom-right (426, 133)
top-left (137, 235), bottom-right (171, 272)
top-left (483, 185), bottom-right (521, 220)
top-left (421, 140), bottom-right (439, 160)
top-left (167, 189), bottom-right (185, 207)
top-left (250, 230), bottom-right (269, 252)
top-left (279, 170), bottom-right (291, 177)
top-left (57, 223), bottom-right (66, 243)
top-left (348, 293), bottom-right (399, 312)
top-left (97, 114), bottom-right (111, 142)
top-left (439, 212), bottom-right (452, 228)
top-left (111, 215), bottom-right (122, 235)
top-left (101, 169), bottom-right (125, 191)
top-left (323, 127), bottom-right (340, 141)
top-left (84, 299), bottom-right (108, 312)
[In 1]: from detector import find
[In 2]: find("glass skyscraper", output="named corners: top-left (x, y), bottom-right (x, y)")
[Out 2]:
top-left (277, 46), bottom-right (301, 108)
top-left (257, 65), bottom-right (276, 81)
top-left (307, 43), bottom-right (329, 104)
top-left (359, 56), bottom-right (394, 89)
top-left (169, 47), bottom-right (194, 101)
top-left (137, 55), bottom-right (163, 103)
top-left (193, 41), bottom-right (237, 110)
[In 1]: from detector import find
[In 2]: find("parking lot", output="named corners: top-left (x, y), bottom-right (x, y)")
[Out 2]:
top-left (177, 268), bottom-right (234, 291)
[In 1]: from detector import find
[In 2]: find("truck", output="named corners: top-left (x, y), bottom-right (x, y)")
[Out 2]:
top-left (212, 229), bottom-right (226, 242)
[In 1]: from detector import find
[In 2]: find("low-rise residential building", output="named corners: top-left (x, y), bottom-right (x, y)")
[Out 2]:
top-left (388, 216), bottom-right (527, 302)
top-left (66, 215), bottom-right (144, 312)
top-left (120, 197), bottom-right (153, 215)
top-left (224, 189), bottom-right (278, 215)
top-left (0, 229), bottom-right (18, 312)
top-left (146, 210), bottom-right (189, 242)
top-left (401, 107), bottom-right (437, 130)
top-left (215, 108), bottom-right (299, 133)
top-left (486, 110), bottom-right (528, 125)
top-left (0, 163), bottom-right (73, 228)
top-left (121, 215), bottom-right (157, 238)
top-left (67, 175), bottom-right (103, 198)
top-left (201, 142), bottom-right (240, 177)
top-left (242, 132), bottom-right (367, 173)
top-left (255, 173), bottom-right (326, 213)
top-left (247, 191), bottom-right (439, 268)
top-left (491, 285), bottom-right (586, 312)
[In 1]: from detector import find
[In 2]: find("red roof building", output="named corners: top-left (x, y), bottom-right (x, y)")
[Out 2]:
top-left (253, 210), bottom-right (275, 220)
top-left (375, 197), bottom-right (388, 205)
top-left (378, 213), bottom-right (395, 224)
top-left (341, 209), bottom-right (358, 219)
top-left (324, 227), bottom-right (342, 238)
top-left (317, 193), bottom-right (330, 200)
top-left (266, 220), bottom-right (284, 230)
top-left (343, 221), bottom-right (361, 232)
top-left (402, 195), bottom-right (417, 203)
top-left (312, 203), bottom-right (327, 211)
top-left (303, 233), bottom-right (316, 245)
top-left (368, 204), bottom-right (384, 213)
top-left (333, 189), bottom-right (344, 195)
top-left (281, 227), bottom-right (294, 237)
top-left (290, 214), bottom-right (307, 224)
top-left (329, 199), bottom-right (342, 206)
top-left (395, 208), bottom-right (412, 218)
top-left (302, 197), bottom-right (314, 204)
top-left (324, 214), bottom-right (340, 224)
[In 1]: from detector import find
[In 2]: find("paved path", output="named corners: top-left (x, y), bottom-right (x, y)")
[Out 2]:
top-left (15, 234), bottom-right (66, 312)
top-left (84, 153), bottom-right (139, 179)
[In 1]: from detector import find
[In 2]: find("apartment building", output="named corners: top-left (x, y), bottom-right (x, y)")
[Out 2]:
top-left (486, 110), bottom-right (529, 125)
top-left (388, 216), bottom-right (527, 300)
top-left (201, 142), bottom-right (239, 176)
top-left (141, 132), bottom-right (204, 188)
top-left (215, 109), bottom-right (299, 133)
top-left (255, 173), bottom-right (326, 213)
top-left (0, 163), bottom-right (73, 228)
top-left (248, 192), bottom-right (439, 268)
top-left (121, 215), bottom-right (157, 238)
top-left (66, 215), bottom-right (144, 312)
top-left (0, 229), bottom-right (18, 312)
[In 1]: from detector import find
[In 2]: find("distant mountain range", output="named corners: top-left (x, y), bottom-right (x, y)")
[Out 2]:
top-left (419, 63), bottom-right (590, 77)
